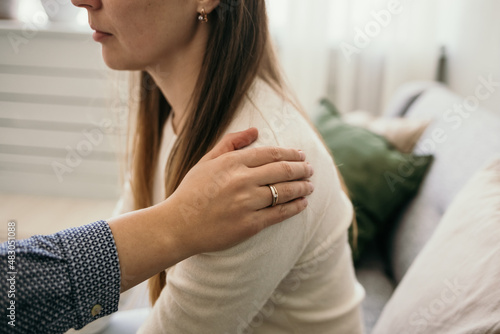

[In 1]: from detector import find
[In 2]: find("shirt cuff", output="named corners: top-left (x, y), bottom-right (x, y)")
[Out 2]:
top-left (56, 220), bottom-right (121, 329)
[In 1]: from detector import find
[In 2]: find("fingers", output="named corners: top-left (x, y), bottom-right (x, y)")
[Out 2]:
top-left (251, 161), bottom-right (314, 186)
top-left (256, 181), bottom-right (314, 209)
top-left (250, 181), bottom-right (313, 210)
top-left (232, 128), bottom-right (259, 149)
top-left (201, 128), bottom-right (259, 162)
top-left (249, 198), bottom-right (309, 235)
top-left (236, 146), bottom-right (306, 168)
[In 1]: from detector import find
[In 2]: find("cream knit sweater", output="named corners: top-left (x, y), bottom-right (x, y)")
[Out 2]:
top-left (118, 78), bottom-right (365, 334)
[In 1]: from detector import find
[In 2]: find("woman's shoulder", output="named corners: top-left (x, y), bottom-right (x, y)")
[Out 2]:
top-left (225, 78), bottom-right (352, 229)
top-left (230, 77), bottom-right (321, 148)
top-left (227, 77), bottom-right (333, 168)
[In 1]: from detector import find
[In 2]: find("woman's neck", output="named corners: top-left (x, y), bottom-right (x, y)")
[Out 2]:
top-left (146, 27), bottom-right (209, 134)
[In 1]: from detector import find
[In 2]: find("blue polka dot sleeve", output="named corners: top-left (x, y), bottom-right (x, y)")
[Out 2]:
top-left (0, 220), bottom-right (121, 333)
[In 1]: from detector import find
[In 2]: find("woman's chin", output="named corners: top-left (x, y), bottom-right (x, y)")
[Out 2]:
top-left (101, 51), bottom-right (143, 71)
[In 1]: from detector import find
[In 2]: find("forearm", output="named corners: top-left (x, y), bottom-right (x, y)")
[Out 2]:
top-left (0, 205), bottom-right (184, 333)
top-left (0, 221), bottom-right (120, 334)
top-left (107, 197), bottom-right (189, 293)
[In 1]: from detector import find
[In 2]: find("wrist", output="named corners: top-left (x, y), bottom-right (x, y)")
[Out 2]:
top-left (149, 197), bottom-right (196, 264)
top-left (108, 198), bottom-right (195, 292)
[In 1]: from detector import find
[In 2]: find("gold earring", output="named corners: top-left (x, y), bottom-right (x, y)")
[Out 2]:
top-left (198, 8), bottom-right (208, 23)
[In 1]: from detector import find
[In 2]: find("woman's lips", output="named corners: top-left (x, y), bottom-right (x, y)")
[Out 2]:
top-left (93, 30), bottom-right (113, 42)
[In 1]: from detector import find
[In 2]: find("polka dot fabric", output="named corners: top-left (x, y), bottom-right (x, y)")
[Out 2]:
top-left (1, 220), bottom-right (121, 333)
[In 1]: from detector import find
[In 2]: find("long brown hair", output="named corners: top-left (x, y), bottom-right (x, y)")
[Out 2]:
top-left (127, 0), bottom-right (354, 305)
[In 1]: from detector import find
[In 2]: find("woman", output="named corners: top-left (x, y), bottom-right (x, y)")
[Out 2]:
top-left (73, 0), bottom-right (365, 333)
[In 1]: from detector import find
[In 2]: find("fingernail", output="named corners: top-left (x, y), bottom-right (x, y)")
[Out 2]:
top-left (308, 182), bottom-right (315, 193)
top-left (298, 150), bottom-right (306, 160)
top-left (307, 163), bottom-right (314, 176)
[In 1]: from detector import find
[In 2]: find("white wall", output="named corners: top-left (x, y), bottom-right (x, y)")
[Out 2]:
top-left (376, 0), bottom-right (500, 114)
top-left (437, 0), bottom-right (500, 113)
top-left (269, 0), bottom-right (500, 115)
top-left (0, 21), bottom-right (125, 199)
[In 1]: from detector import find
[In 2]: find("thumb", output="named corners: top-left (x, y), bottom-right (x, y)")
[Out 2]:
top-left (201, 128), bottom-right (259, 162)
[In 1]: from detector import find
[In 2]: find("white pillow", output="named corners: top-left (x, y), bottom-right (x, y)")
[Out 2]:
top-left (373, 157), bottom-right (500, 334)
top-left (343, 110), bottom-right (431, 153)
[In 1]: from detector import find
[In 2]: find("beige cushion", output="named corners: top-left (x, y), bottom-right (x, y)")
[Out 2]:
top-left (373, 157), bottom-right (500, 334)
top-left (343, 111), bottom-right (431, 153)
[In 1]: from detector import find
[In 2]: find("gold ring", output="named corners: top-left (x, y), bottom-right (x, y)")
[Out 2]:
top-left (268, 184), bottom-right (278, 207)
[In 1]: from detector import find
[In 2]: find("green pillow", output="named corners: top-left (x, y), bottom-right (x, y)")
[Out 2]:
top-left (315, 99), bottom-right (433, 263)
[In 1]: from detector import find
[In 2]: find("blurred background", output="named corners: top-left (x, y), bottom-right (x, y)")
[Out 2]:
top-left (0, 0), bottom-right (499, 236)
